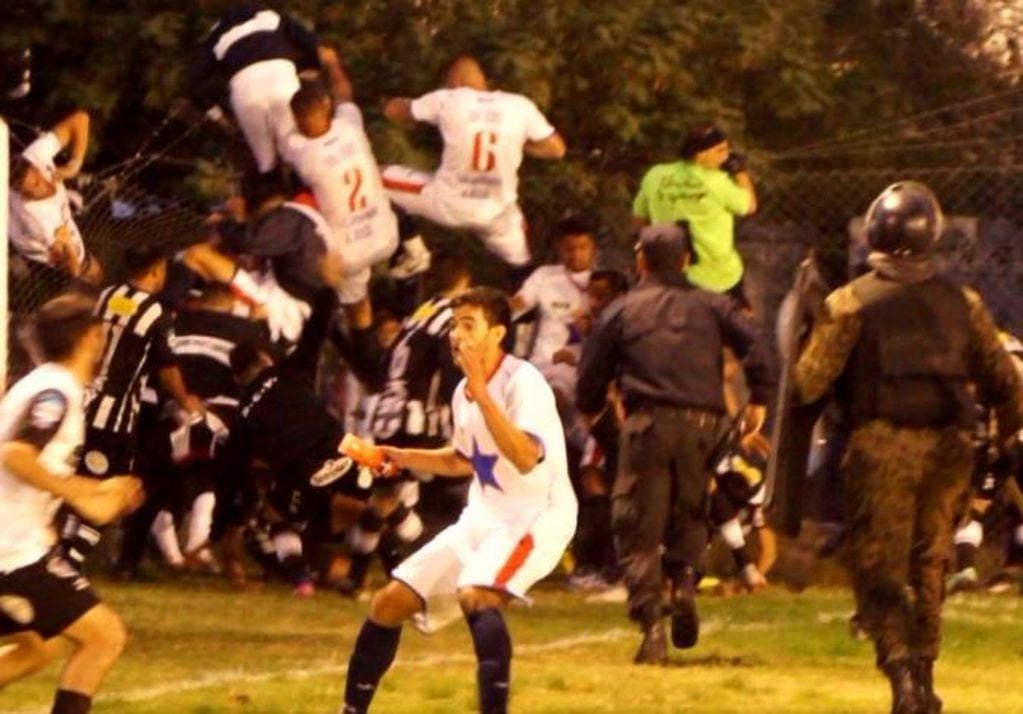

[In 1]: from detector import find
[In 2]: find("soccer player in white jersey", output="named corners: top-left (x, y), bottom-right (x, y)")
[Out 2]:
top-left (9, 110), bottom-right (102, 284)
top-left (0, 293), bottom-right (142, 714)
top-left (284, 48), bottom-right (402, 329)
top-left (341, 287), bottom-right (577, 714)
top-left (382, 56), bottom-right (567, 273)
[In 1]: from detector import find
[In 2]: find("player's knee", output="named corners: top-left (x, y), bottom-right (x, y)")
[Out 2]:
top-left (97, 610), bottom-right (128, 659)
top-left (457, 586), bottom-right (505, 616)
top-left (369, 581), bottom-right (421, 627)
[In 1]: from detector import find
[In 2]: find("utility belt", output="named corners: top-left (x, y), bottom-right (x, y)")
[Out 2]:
top-left (624, 400), bottom-right (724, 431)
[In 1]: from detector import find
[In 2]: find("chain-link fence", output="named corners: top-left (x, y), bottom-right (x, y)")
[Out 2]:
top-left (6, 180), bottom-right (205, 384)
top-left (738, 166), bottom-right (1023, 336)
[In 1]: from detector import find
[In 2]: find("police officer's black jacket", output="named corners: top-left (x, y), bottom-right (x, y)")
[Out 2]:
top-left (576, 272), bottom-right (775, 415)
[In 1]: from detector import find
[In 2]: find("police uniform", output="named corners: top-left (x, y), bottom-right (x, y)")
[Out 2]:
top-left (792, 182), bottom-right (1023, 713)
top-left (576, 223), bottom-right (775, 663)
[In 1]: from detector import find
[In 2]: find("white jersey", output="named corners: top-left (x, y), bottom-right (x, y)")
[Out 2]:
top-left (8, 133), bottom-right (85, 268)
top-left (451, 355), bottom-right (575, 525)
top-left (284, 103), bottom-right (397, 256)
top-left (0, 363), bottom-right (85, 572)
top-left (516, 264), bottom-right (591, 370)
top-left (410, 87), bottom-right (556, 219)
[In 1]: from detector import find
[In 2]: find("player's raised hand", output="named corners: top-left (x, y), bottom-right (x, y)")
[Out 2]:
top-left (454, 341), bottom-right (488, 398)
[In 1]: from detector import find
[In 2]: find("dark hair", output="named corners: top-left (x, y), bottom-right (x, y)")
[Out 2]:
top-left (21, 291), bottom-right (100, 363)
top-left (229, 340), bottom-right (268, 377)
top-left (557, 213), bottom-right (595, 240)
top-left (680, 122), bottom-right (727, 160)
top-left (290, 79), bottom-right (330, 120)
top-left (241, 172), bottom-right (289, 210)
top-left (9, 155), bottom-right (33, 189)
top-left (450, 286), bottom-right (511, 333)
top-left (430, 248), bottom-right (472, 291)
top-left (590, 269), bottom-right (629, 297)
top-left (639, 222), bottom-right (693, 276)
top-left (122, 244), bottom-right (170, 279)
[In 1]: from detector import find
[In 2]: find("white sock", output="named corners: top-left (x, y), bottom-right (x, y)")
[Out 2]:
top-left (273, 531), bottom-right (304, 563)
top-left (151, 510), bottom-right (184, 566)
top-left (954, 519), bottom-right (984, 548)
top-left (719, 517), bottom-right (746, 551)
top-left (185, 491), bottom-right (216, 553)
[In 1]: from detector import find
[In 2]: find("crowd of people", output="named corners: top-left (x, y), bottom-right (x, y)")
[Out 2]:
top-left (3, 5), bottom-right (1023, 714)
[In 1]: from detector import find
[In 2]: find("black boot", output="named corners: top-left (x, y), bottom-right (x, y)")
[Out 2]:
top-left (913, 657), bottom-right (942, 714)
top-left (670, 566), bottom-right (699, 649)
top-left (882, 659), bottom-right (920, 714)
top-left (633, 620), bottom-right (667, 665)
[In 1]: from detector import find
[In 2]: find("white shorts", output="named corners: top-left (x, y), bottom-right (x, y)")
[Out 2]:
top-left (229, 60), bottom-right (301, 173)
top-left (391, 505), bottom-right (573, 606)
top-left (327, 208), bottom-right (399, 306)
top-left (382, 165), bottom-right (530, 266)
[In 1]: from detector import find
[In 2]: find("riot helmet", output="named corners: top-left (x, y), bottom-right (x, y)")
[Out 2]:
top-left (864, 181), bottom-right (944, 256)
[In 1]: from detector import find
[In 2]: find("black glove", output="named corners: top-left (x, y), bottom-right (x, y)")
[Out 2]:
top-left (721, 152), bottom-right (747, 176)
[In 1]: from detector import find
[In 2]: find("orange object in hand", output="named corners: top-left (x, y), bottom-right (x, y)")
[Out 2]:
top-left (340, 434), bottom-right (388, 472)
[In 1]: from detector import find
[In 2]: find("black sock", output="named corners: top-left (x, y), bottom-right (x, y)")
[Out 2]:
top-left (52, 689), bottom-right (91, 714)
top-left (467, 609), bottom-right (512, 714)
top-left (955, 542), bottom-right (977, 571)
top-left (343, 620), bottom-right (401, 714)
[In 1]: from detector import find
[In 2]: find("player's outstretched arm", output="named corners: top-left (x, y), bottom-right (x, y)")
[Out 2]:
top-left (0, 442), bottom-right (142, 524)
top-left (383, 98), bottom-right (415, 123)
top-left (524, 131), bottom-right (566, 160)
top-left (51, 109), bottom-right (90, 181)
top-left (380, 445), bottom-right (473, 477)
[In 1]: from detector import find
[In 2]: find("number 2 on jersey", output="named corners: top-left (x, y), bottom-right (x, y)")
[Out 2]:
top-left (470, 131), bottom-right (498, 172)
top-left (343, 167), bottom-right (367, 212)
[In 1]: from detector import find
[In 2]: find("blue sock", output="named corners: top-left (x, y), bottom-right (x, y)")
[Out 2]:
top-left (343, 620), bottom-right (401, 713)
top-left (467, 608), bottom-right (512, 714)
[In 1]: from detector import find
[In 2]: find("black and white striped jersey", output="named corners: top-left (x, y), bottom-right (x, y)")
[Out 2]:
top-left (188, 4), bottom-right (319, 109)
top-left (171, 308), bottom-right (267, 403)
top-left (85, 283), bottom-right (176, 436)
top-left (367, 295), bottom-right (460, 445)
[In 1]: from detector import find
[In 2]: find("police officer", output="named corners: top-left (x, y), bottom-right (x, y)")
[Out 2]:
top-left (792, 182), bottom-right (1023, 714)
top-left (576, 223), bottom-right (775, 664)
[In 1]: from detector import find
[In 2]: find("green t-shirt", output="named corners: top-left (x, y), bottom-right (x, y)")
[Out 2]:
top-left (632, 161), bottom-right (751, 292)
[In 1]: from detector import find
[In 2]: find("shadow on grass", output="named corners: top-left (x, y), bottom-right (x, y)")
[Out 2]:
top-left (662, 653), bottom-right (763, 669)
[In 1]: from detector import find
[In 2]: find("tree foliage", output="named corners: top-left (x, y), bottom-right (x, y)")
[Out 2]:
top-left (0, 0), bottom-right (1011, 261)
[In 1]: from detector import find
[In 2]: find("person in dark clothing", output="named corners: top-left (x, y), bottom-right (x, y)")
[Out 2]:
top-left (792, 182), bottom-right (1023, 714)
top-left (576, 222), bottom-right (775, 665)
top-left (226, 289), bottom-right (365, 592)
top-left (187, 2), bottom-right (322, 174)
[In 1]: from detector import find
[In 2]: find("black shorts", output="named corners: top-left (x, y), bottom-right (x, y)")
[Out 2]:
top-left (82, 427), bottom-right (136, 478)
top-left (0, 551), bottom-right (100, 639)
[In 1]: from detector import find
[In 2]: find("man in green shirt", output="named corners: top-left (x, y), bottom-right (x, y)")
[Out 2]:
top-left (632, 124), bottom-right (757, 296)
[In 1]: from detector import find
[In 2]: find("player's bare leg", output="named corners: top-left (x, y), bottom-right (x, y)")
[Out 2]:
top-left (0, 631), bottom-right (63, 685)
top-left (459, 586), bottom-right (513, 714)
top-left (52, 603), bottom-right (127, 712)
top-left (342, 580), bottom-right (422, 714)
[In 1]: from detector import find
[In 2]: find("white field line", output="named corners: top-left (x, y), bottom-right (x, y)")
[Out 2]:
top-left (12, 627), bottom-right (634, 712)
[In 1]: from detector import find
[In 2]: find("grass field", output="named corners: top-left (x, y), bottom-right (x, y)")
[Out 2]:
top-left (5, 576), bottom-right (1022, 713)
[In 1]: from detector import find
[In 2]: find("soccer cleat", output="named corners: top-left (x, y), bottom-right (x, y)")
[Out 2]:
top-left (912, 657), bottom-right (943, 714)
top-left (670, 567), bottom-right (700, 649)
top-left (293, 579), bottom-right (316, 598)
top-left (945, 566), bottom-right (978, 595)
top-left (633, 620), bottom-right (668, 665)
top-left (882, 659), bottom-right (920, 714)
top-left (986, 570), bottom-right (1020, 595)
top-left (389, 236), bottom-right (432, 280)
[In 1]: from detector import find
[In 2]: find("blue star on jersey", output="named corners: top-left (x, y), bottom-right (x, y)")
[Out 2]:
top-left (471, 438), bottom-right (502, 491)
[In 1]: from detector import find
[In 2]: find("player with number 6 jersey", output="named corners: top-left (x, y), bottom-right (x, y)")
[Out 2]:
top-left (382, 56), bottom-right (566, 268)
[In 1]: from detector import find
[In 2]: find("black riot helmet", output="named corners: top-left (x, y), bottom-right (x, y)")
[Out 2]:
top-left (864, 181), bottom-right (944, 256)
